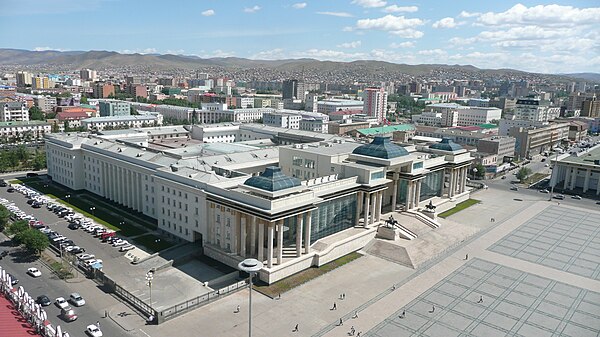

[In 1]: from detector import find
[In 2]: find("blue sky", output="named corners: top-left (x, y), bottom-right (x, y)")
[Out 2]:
top-left (0, 0), bottom-right (598, 73)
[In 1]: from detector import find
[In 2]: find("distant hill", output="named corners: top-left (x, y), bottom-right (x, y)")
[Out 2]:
top-left (563, 73), bottom-right (600, 82)
top-left (0, 48), bottom-right (589, 81)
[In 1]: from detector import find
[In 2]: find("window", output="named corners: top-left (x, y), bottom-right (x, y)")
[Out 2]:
top-left (371, 171), bottom-right (384, 180)
top-left (292, 156), bottom-right (303, 166)
top-left (216, 214), bottom-right (220, 223)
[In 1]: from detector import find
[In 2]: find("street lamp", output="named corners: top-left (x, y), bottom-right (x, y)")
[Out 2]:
top-left (90, 207), bottom-right (96, 216)
top-left (238, 258), bottom-right (263, 337)
top-left (145, 270), bottom-right (154, 308)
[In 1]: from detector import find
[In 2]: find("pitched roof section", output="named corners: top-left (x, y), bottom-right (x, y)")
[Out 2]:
top-left (352, 136), bottom-right (409, 159)
top-left (430, 137), bottom-right (463, 152)
top-left (244, 166), bottom-right (301, 192)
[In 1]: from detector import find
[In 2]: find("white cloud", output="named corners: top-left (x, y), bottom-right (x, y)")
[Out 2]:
top-left (300, 49), bottom-right (366, 60)
top-left (337, 41), bottom-right (362, 48)
top-left (356, 15), bottom-right (424, 38)
top-left (165, 49), bottom-right (185, 55)
top-left (34, 46), bottom-right (67, 52)
top-left (342, 26), bottom-right (354, 32)
top-left (432, 17), bottom-right (456, 29)
top-left (384, 5), bottom-right (418, 13)
top-left (477, 4), bottom-right (600, 27)
top-left (418, 49), bottom-right (447, 56)
top-left (352, 0), bottom-right (386, 8)
top-left (292, 3), bottom-right (307, 9)
top-left (389, 41), bottom-right (414, 48)
top-left (317, 12), bottom-right (353, 18)
top-left (244, 5), bottom-right (261, 13)
top-left (200, 49), bottom-right (235, 58)
top-left (458, 11), bottom-right (480, 18)
top-left (201, 9), bottom-right (215, 16)
top-left (252, 48), bottom-right (286, 60)
top-left (119, 48), bottom-right (157, 54)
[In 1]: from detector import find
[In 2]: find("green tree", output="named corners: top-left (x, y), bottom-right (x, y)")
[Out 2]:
top-left (32, 150), bottom-right (46, 170)
top-left (51, 122), bottom-right (60, 133)
top-left (516, 167), bottom-right (533, 182)
top-left (20, 229), bottom-right (49, 254)
top-left (29, 106), bottom-right (45, 121)
top-left (473, 163), bottom-right (486, 179)
top-left (15, 145), bottom-right (29, 162)
top-left (80, 96), bottom-right (88, 104)
top-left (0, 204), bottom-right (10, 232)
top-left (8, 220), bottom-right (29, 240)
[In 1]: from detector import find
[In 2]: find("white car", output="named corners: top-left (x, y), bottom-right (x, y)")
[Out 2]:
top-left (86, 324), bottom-right (103, 337)
top-left (113, 240), bottom-right (128, 247)
top-left (55, 297), bottom-right (69, 309)
top-left (27, 267), bottom-right (42, 277)
top-left (69, 293), bottom-right (86, 307)
top-left (77, 253), bottom-right (95, 261)
top-left (120, 245), bottom-right (135, 252)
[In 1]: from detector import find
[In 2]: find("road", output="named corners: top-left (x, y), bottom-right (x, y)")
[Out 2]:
top-left (0, 184), bottom-right (134, 337)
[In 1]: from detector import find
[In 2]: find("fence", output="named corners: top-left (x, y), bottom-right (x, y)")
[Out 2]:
top-left (157, 280), bottom-right (246, 323)
top-left (114, 283), bottom-right (155, 317)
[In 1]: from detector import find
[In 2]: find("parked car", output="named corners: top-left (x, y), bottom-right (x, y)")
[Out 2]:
top-left (86, 324), bottom-right (103, 337)
top-left (7, 273), bottom-right (18, 285)
top-left (510, 186), bottom-right (518, 191)
top-left (27, 267), bottom-right (42, 277)
top-left (55, 297), bottom-right (69, 309)
top-left (553, 194), bottom-right (565, 200)
top-left (36, 295), bottom-right (52, 306)
top-left (539, 189), bottom-right (549, 193)
top-left (69, 293), bottom-right (85, 307)
top-left (26, 172), bottom-right (39, 177)
top-left (61, 307), bottom-right (78, 322)
top-left (7, 187), bottom-right (14, 193)
top-left (572, 195), bottom-right (582, 200)
top-left (77, 253), bottom-right (95, 261)
top-left (120, 244), bottom-right (135, 252)
top-left (68, 223), bottom-right (80, 230)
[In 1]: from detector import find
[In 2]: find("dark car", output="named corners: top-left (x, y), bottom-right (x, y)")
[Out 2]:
top-left (36, 295), bottom-right (52, 306)
top-left (32, 202), bottom-right (41, 208)
top-left (68, 223), bottom-right (80, 230)
top-left (27, 199), bottom-right (35, 205)
top-left (0, 250), bottom-right (8, 260)
top-left (0, 180), bottom-right (7, 187)
top-left (26, 172), bottom-right (39, 177)
top-left (7, 187), bottom-right (14, 193)
top-left (7, 273), bottom-right (18, 285)
top-left (69, 247), bottom-right (85, 254)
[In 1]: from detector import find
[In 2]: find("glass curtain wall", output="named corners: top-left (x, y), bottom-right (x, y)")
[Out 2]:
top-left (420, 169), bottom-right (444, 201)
top-left (310, 193), bottom-right (357, 244)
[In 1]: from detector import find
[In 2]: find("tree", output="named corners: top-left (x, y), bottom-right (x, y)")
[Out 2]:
top-left (20, 229), bottom-right (49, 255)
top-left (51, 122), bottom-right (60, 133)
top-left (15, 145), bottom-right (29, 162)
top-left (32, 150), bottom-right (46, 170)
top-left (0, 204), bottom-right (10, 232)
top-left (516, 167), bottom-right (532, 183)
top-left (29, 106), bottom-right (45, 121)
top-left (8, 220), bottom-right (29, 241)
top-left (80, 96), bottom-right (88, 104)
top-left (473, 163), bottom-right (486, 179)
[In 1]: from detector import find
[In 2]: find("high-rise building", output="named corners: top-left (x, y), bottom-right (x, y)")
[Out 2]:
top-left (282, 79), bottom-right (298, 100)
top-left (363, 87), bottom-right (388, 123)
top-left (80, 69), bottom-right (97, 81)
top-left (31, 76), bottom-right (50, 89)
top-left (93, 83), bottom-right (115, 98)
top-left (581, 98), bottom-right (600, 118)
top-left (16, 71), bottom-right (32, 87)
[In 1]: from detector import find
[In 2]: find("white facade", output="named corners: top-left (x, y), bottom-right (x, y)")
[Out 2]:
top-left (2, 102), bottom-right (29, 122)
top-left (81, 114), bottom-right (163, 131)
top-left (263, 112), bottom-right (301, 129)
top-left (456, 107), bottom-right (501, 126)
top-left (235, 97), bottom-right (255, 109)
top-left (513, 99), bottom-right (559, 122)
top-left (0, 121), bottom-right (50, 138)
top-left (362, 87), bottom-right (388, 123)
top-left (317, 99), bottom-right (363, 114)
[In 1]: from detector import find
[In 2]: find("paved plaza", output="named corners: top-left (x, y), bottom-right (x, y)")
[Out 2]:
top-left (366, 259), bottom-right (600, 337)
top-left (489, 206), bottom-right (600, 280)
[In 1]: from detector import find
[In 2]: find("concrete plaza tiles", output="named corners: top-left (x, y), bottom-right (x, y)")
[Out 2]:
top-left (366, 259), bottom-right (600, 337)
top-left (488, 206), bottom-right (600, 280)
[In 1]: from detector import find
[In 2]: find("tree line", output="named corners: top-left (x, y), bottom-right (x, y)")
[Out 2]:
top-left (0, 145), bottom-right (46, 173)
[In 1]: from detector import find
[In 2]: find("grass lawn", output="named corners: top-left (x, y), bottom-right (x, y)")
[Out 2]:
top-left (253, 252), bottom-right (363, 298)
top-left (523, 173), bottom-right (549, 185)
top-left (131, 234), bottom-right (176, 253)
top-left (24, 181), bottom-right (147, 237)
top-left (8, 177), bottom-right (41, 184)
top-left (438, 199), bottom-right (481, 218)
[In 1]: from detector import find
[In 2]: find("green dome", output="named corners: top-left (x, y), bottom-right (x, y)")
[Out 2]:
top-left (352, 136), bottom-right (409, 159)
top-left (244, 166), bottom-right (301, 192)
top-left (430, 138), bottom-right (463, 152)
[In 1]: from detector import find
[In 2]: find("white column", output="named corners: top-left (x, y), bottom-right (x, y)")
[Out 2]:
top-left (249, 216), bottom-right (257, 256)
top-left (277, 220), bottom-right (284, 265)
top-left (392, 176), bottom-right (398, 212)
top-left (354, 192), bottom-right (361, 226)
top-left (415, 180), bottom-right (422, 207)
top-left (364, 193), bottom-right (370, 226)
top-left (296, 214), bottom-right (303, 257)
top-left (406, 181), bottom-right (413, 209)
top-left (267, 223), bottom-right (274, 268)
top-left (596, 174), bottom-right (600, 195)
top-left (563, 168), bottom-right (570, 189)
top-left (304, 211), bottom-right (312, 254)
top-left (376, 191), bottom-right (383, 222)
top-left (448, 169), bottom-right (455, 198)
top-left (239, 215), bottom-right (246, 257)
top-left (583, 169), bottom-right (591, 192)
top-left (258, 221), bottom-right (265, 263)
top-left (570, 168), bottom-right (577, 190)
top-left (369, 193), bottom-right (376, 224)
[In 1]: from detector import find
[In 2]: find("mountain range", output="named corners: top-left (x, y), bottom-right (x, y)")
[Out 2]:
top-left (0, 49), bottom-right (597, 82)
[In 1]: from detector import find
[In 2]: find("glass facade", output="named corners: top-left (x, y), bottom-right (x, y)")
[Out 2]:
top-left (420, 169), bottom-right (444, 201)
top-left (397, 179), bottom-right (408, 204)
top-left (310, 193), bottom-right (357, 244)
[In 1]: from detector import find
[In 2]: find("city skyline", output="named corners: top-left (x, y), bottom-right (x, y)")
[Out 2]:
top-left (0, 1), bottom-right (599, 73)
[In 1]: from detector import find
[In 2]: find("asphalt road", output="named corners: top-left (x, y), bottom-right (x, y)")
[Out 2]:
top-left (0, 186), bottom-right (132, 337)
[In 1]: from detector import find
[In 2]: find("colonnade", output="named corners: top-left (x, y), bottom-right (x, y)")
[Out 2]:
top-left (101, 162), bottom-right (144, 212)
top-left (354, 190), bottom-right (384, 226)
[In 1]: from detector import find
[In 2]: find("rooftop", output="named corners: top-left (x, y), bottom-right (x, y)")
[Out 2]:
top-left (352, 136), bottom-right (409, 159)
top-left (357, 124), bottom-right (415, 136)
top-left (559, 146), bottom-right (600, 166)
top-left (429, 138), bottom-right (464, 152)
top-left (244, 166), bottom-right (301, 192)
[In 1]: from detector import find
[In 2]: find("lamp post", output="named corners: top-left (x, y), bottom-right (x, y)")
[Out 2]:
top-left (549, 146), bottom-right (560, 201)
top-left (238, 258), bottom-right (263, 337)
top-left (62, 194), bottom-right (71, 202)
top-left (145, 270), bottom-right (154, 308)
top-left (90, 207), bottom-right (96, 217)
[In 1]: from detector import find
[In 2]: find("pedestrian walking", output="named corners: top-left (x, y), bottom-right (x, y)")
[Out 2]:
top-left (353, 311), bottom-right (358, 319)
top-left (332, 302), bottom-right (337, 310)
top-left (350, 326), bottom-right (355, 335)
top-left (430, 305), bottom-right (435, 313)
top-left (339, 318), bottom-right (343, 326)
top-left (478, 296), bottom-right (483, 303)
top-left (278, 293), bottom-right (281, 300)
top-left (356, 332), bottom-right (361, 337)
top-left (96, 321), bottom-right (100, 329)
top-left (234, 305), bottom-right (240, 313)
top-left (104, 310), bottom-right (107, 318)
top-left (465, 253), bottom-right (469, 260)
top-left (293, 324), bottom-right (299, 332)
top-left (392, 285), bottom-right (396, 290)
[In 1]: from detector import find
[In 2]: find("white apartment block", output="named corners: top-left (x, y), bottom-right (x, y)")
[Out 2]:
top-left (513, 98), bottom-right (559, 122)
top-left (81, 114), bottom-right (163, 131)
top-left (415, 104), bottom-right (501, 127)
top-left (235, 97), bottom-right (255, 108)
top-left (317, 99), bottom-right (363, 114)
top-left (263, 112), bottom-right (301, 129)
top-left (2, 101), bottom-right (29, 122)
top-left (0, 121), bottom-right (50, 139)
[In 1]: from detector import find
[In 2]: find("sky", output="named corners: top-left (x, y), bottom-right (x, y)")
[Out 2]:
top-left (0, 0), bottom-right (599, 74)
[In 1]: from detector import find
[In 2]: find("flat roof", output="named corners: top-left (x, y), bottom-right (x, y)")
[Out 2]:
top-left (358, 124), bottom-right (415, 136)
top-left (559, 146), bottom-right (600, 166)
